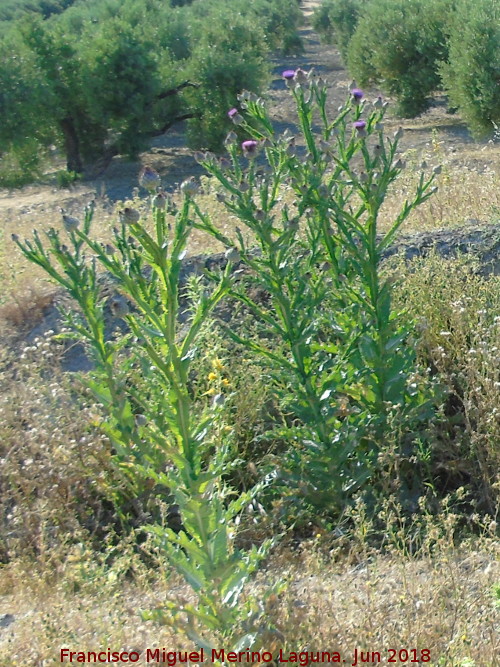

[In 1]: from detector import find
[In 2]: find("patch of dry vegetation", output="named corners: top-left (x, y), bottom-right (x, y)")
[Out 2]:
top-left (1, 534), bottom-right (499, 666)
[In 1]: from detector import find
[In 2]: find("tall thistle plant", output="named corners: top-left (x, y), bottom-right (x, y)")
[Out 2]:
top-left (193, 71), bottom-right (439, 517)
top-left (13, 178), bottom-right (279, 649)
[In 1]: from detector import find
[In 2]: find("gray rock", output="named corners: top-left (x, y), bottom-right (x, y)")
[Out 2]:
top-left (0, 614), bottom-right (15, 629)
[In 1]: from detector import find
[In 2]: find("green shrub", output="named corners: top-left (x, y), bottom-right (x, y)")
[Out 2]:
top-left (55, 169), bottom-right (79, 188)
top-left (312, 0), bottom-right (368, 62)
top-left (0, 140), bottom-right (46, 188)
top-left (440, 0), bottom-right (500, 139)
top-left (347, 0), bottom-right (452, 117)
top-left (186, 16), bottom-right (270, 150)
top-left (0, 0), bottom-right (302, 184)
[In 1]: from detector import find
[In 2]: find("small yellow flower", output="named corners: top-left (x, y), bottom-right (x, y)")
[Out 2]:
top-left (208, 372), bottom-right (218, 382)
top-left (212, 358), bottom-right (224, 370)
top-left (221, 378), bottom-right (230, 387)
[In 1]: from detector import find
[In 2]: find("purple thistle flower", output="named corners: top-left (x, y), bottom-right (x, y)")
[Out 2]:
top-left (351, 88), bottom-right (364, 103)
top-left (242, 140), bottom-right (259, 158)
top-left (228, 108), bottom-right (244, 125)
top-left (282, 69), bottom-right (296, 88)
top-left (353, 120), bottom-right (367, 137)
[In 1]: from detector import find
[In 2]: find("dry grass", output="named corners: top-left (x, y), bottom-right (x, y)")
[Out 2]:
top-left (380, 137), bottom-right (500, 233)
top-left (0, 537), bottom-right (498, 666)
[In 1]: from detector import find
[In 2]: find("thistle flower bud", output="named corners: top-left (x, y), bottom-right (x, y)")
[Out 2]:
top-left (62, 213), bottom-right (80, 232)
top-left (420, 160), bottom-right (428, 170)
top-left (225, 247), bottom-right (240, 263)
top-left (359, 171), bottom-right (369, 183)
top-left (119, 207), bottom-right (140, 224)
top-left (394, 127), bottom-right (404, 141)
top-left (193, 151), bottom-right (206, 164)
top-left (295, 69), bottom-right (308, 85)
top-left (285, 217), bottom-right (299, 231)
top-left (216, 192), bottom-right (226, 203)
top-left (135, 414), bottom-right (147, 427)
top-left (373, 144), bottom-right (383, 158)
top-left (110, 297), bottom-right (129, 318)
top-left (11, 233), bottom-right (19, 243)
top-left (180, 177), bottom-right (199, 197)
top-left (393, 159), bottom-right (406, 170)
top-left (152, 192), bottom-right (167, 210)
top-left (320, 261), bottom-right (332, 272)
top-left (105, 244), bottom-right (116, 255)
top-left (224, 131), bottom-right (238, 147)
top-left (254, 209), bottom-right (265, 222)
top-left (219, 157), bottom-right (231, 171)
top-left (433, 165), bottom-right (442, 175)
top-left (373, 96), bottom-right (384, 109)
top-left (139, 166), bottom-right (161, 192)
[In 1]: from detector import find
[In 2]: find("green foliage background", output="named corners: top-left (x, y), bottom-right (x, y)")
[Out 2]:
top-left (314, 0), bottom-right (500, 136)
top-left (0, 0), bottom-right (302, 185)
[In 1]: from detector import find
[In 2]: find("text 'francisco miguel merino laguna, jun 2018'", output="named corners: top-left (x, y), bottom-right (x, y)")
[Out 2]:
top-left (60, 647), bottom-right (433, 665)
